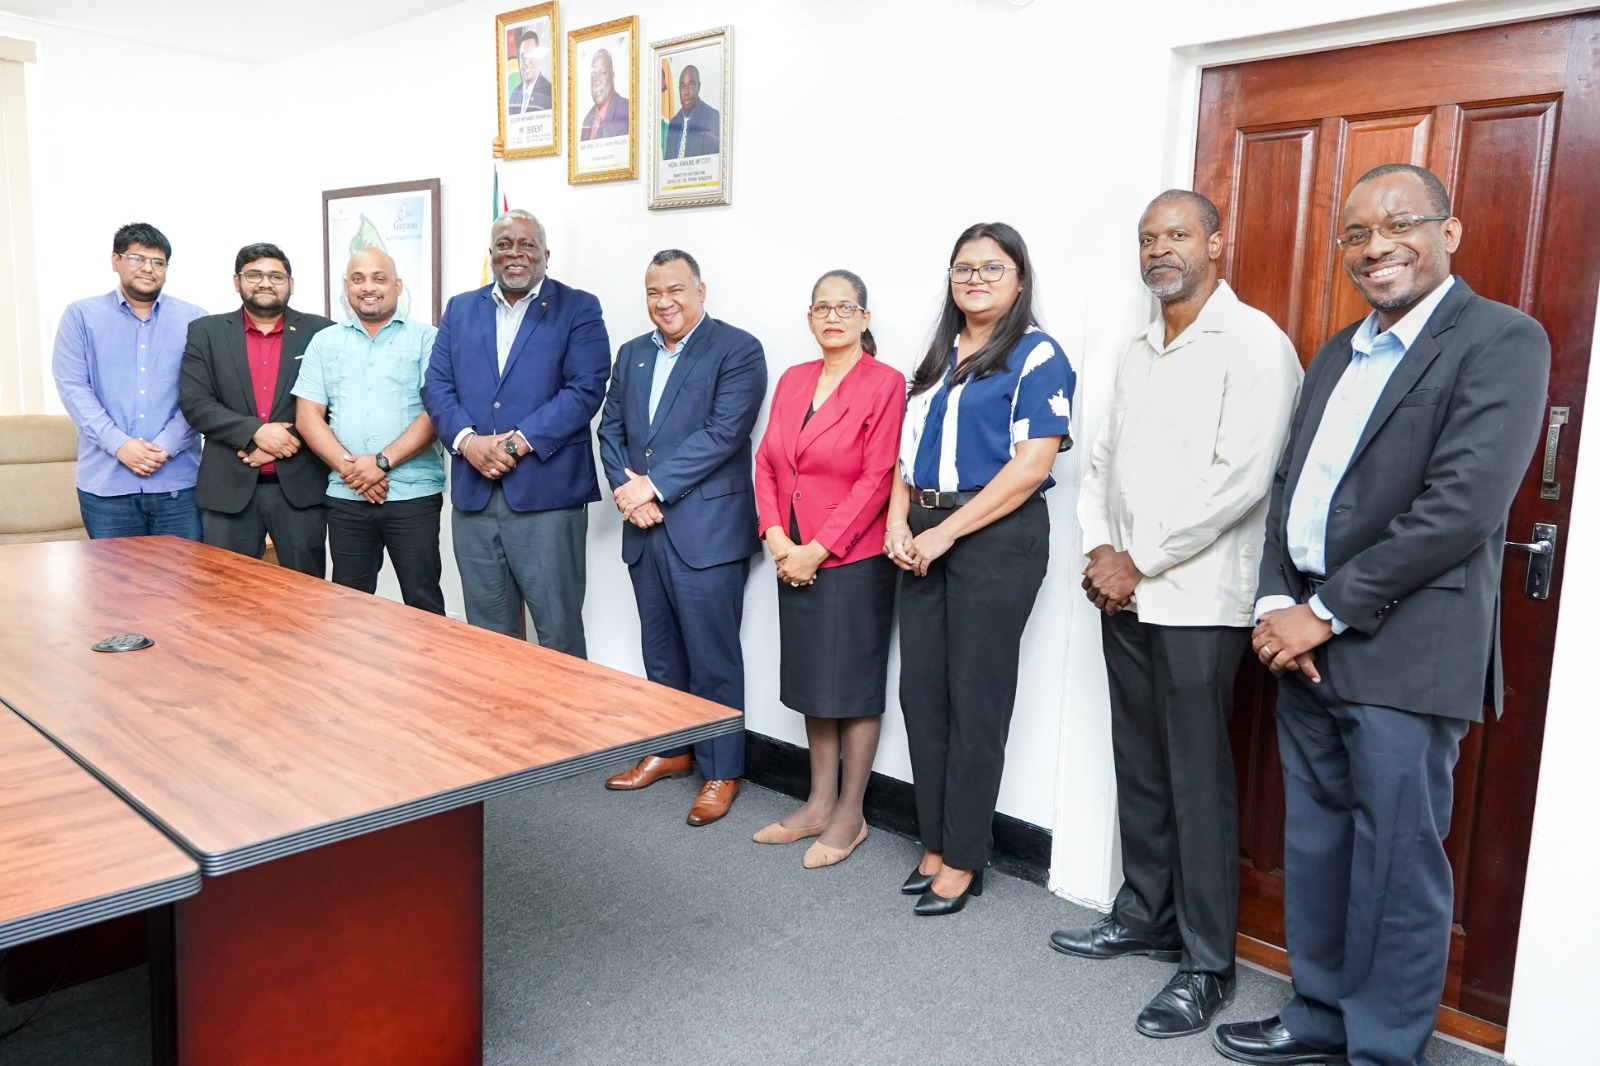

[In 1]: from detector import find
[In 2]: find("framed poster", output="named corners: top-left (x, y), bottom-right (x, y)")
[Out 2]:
top-left (497, 3), bottom-right (560, 159)
top-left (648, 26), bottom-right (732, 209)
top-left (567, 16), bottom-right (638, 184)
top-left (321, 179), bottom-right (443, 326)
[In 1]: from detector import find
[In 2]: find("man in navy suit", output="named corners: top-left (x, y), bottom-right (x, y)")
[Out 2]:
top-left (1214, 164), bottom-right (1549, 1066)
top-left (662, 65), bottom-right (719, 159)
top-left (508, 29), bottom-right (552, 114)
top-left (422, 210), bottom-right (611, 656)
top-left (598, 249), bottom-right (766, 825)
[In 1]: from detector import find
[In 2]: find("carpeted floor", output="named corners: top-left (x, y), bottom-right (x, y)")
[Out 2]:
top-left (1, 771), bottom-right (1500, 1065)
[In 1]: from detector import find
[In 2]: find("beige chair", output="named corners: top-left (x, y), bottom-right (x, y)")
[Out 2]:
top-left (0, 414), bottom-right (88, 544)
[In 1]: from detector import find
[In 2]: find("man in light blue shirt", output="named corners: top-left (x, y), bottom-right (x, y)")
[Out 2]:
top-left (294, 248), bottom-right (446, 613)
top-left (52, 222), bottom-right (208, 539)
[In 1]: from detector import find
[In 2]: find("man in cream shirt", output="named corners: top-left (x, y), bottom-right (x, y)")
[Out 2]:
top-left (1050, 190), bottom-right (1302, 1041)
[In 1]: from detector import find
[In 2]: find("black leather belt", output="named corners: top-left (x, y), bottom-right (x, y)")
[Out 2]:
top-left (914, 489), bottom-right (980, 510)
top-left (1302, 572), bottom-right (1326, 594)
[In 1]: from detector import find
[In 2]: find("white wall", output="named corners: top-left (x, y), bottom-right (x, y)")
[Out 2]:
top-left (10, 4), bottom-right (1600, 1056)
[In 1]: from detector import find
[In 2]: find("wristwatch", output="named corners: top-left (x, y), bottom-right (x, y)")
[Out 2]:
top-left (375, 452), bottom-right (391, 472)
top-left (503, 436), bottom-right (519, 459)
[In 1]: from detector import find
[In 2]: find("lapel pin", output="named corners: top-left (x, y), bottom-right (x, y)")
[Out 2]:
top-left (638, 362), bottom-right (645, 368)
top-left (542, 301), bottom-right (548, 307)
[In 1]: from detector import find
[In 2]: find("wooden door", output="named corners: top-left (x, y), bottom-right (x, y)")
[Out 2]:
top-left (1195, 13), bottom-right (1597, 1043)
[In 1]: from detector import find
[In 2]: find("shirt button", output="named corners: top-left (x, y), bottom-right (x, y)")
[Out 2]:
top-left (793, 491), bottom-right (802, 500)
top-left (645, 448), bottom-right (653, 456)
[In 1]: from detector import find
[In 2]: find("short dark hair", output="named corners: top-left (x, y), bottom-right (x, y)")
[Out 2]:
top-left (649, 248), bottom-right (701, 281)
top-left (519, 28), bottom-right (539, 49)
top-left (1148, 189), bottom-right (1221, 237)
top-left (235, 243), bottom-right (291, 276)
top-left (812, 269), bottom-right (876, 357)
top-left (113, 223), bottom-right (171, 259)
top-left (1353, 163), bottom-right (1451, 216)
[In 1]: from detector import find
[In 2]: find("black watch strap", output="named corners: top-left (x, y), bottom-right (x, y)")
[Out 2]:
top-left (376, 452), bottom-right (390, 472)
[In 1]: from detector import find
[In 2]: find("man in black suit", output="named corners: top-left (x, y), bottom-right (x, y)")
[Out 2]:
top-left (179, 243), bottom-right (334, 576)
top-left (508, 29), bottom-right (551, 114)
top-left (1213, 165), bottom-right (1549, 1065)
top-left (662, 65), bottom-right (719, 159)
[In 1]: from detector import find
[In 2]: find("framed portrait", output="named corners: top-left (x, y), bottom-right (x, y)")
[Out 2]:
top-left (648, 26), bottom-right (732, 209)
top-left (321, 179), bottom-right (443, 326)
top-left (497, 3), bottom-right (560, 159)
top-left (567, 16), bottom-right (639, 185)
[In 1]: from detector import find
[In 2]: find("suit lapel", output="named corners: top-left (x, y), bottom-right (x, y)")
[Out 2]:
top-left (645, 319), bottom-right (711, 442)
top-left (1282, 340), bottom-right (1352, 503)
top-left (274, 312), bottom-right (312, 415)
top-left (500, 284), bottom-right (554, 383)
top-left (1345, 281), bottom-right (1471, 468)
top-left (223, 312), bottom-right (254, 411)
top-left (795, 365), bottom-right (849, 461)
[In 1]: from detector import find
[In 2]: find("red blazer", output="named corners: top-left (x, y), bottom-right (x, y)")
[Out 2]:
top-left (754, 354), bottom-right (906, 568)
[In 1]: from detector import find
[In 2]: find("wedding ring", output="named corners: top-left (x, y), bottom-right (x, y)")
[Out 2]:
top-left (1263, 645), bottom-right (1273, 657)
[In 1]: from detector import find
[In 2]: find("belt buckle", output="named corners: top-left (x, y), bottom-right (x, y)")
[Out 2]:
top-left (917, 489), bottom-right (939, 509)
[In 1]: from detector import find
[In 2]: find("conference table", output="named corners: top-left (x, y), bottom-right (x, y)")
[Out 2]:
top-left (0, 536), bottom-right (741, 1064)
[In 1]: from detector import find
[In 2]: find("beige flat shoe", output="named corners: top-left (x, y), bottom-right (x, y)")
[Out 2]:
top-left (802, 823), bottom-right (869, 869)
top-left (752, 819), bottom-right (826, 844)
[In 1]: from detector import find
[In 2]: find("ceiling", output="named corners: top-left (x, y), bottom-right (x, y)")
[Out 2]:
top-left (0, 0), bottom-right (463, 63)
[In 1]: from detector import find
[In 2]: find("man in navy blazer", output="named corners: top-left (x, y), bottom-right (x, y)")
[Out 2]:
top-left (422, 210), bottom-right (611, 656)
top-left (598, 249), bottom-right (766, 825)
top-left (662, 65), bottom-right (719, 159)
top-left (1215, 165), bottom-right (1549, 1066)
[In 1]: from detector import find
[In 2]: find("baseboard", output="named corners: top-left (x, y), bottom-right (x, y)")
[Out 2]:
top-left (743, 732), bottom-right (1052, 886)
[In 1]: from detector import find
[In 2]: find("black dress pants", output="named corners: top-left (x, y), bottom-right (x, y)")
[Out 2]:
top-left (201, 479), bottom-right (326, 578)
top-left (1102, 611), bottom-right (1249, 975)
top-left (326, 493), bottom-right (446, 615)
top-left (898, 495), bottom-right (1048, 871)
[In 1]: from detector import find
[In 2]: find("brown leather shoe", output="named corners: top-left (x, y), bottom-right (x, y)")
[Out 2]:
top-left (686, 779), bottom-right (740, 825)
top-left (604, 754), bottom-right (693, 790)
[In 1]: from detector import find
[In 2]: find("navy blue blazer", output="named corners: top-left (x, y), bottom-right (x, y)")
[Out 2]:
top-left (662, 102), bottom-right (720, 159)
top-left (598, 317), bottom-right (766, 569)
top-left (422, 278), bottom-right (611, 513)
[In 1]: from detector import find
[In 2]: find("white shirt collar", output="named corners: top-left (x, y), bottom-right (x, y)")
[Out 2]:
top-left (1352, 275), bottom-right (1455, 355)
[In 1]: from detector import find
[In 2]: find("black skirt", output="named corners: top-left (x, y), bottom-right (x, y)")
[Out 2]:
top-left (776, 553), bottom-right (897, 718)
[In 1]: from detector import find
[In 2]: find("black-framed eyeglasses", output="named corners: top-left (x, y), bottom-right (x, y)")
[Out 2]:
top-left (808, 301), bottom-right (865, 319)
top-left (239, 270), bottom-right (290, 285)
top-left (117, 252), bottom-right (168, 271)
top-left (1335, 215), bottom-right (1450, 249)
top-left (947, 263), bottom-right (1015, 283)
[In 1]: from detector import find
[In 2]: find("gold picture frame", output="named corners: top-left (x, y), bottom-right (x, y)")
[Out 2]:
top-left (567, 15), bottom-right (639, 185)
top-left (497, 3), bottom-right (561, 159)
top-left (648, 25), bottom-right (733, 210)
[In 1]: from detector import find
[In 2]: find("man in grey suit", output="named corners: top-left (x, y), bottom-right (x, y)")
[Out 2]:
top-left (1213, 165), bottom-right (1549, 1066)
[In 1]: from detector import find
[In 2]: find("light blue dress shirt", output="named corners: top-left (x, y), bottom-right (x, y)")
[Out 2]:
top-left (648, 314), bottom-right (705, 421)
top-left (291, 316), bottom-right (445, 502)
top-left (1262, 276), bottom-right (1456, 630)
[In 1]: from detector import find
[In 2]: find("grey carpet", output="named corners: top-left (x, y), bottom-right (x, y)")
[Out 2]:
top-left (1, 772), bottom-right (1500, 1065)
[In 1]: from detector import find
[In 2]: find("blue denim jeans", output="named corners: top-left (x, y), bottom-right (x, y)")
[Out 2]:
top-left (77, 487), bottom-right (203, 541)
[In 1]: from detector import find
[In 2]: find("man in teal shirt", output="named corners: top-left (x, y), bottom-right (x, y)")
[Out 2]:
top-left (294, 248), bottom-right (447, 613)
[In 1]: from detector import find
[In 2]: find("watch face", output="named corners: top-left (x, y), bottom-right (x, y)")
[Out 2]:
top-left (505, 438), bottom-right (518, 457)
top-left (377, 454), bottom-right (390, 471)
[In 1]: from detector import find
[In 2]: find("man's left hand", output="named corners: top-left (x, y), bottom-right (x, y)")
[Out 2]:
top-left (1083, 546), bottom-right (1141, 612)
top-left (340, 453), bottom-right (387, 494)
top-left (614, 468), bottom-right (656, 519)
top-left (1252, 604), bottom-right (1332, 682)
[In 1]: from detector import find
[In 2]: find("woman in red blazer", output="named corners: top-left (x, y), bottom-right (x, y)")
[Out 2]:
top-left (752, 269), bottom-right (906, 869)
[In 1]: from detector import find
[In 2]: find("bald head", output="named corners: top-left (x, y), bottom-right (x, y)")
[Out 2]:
top-left (344, 247), bottom-right (403, 326)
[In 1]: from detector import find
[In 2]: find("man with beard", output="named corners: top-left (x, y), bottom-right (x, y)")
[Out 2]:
top-left (662, 64), bottom-right (719, 159)
top-left (1215, 165), bottom-right (1549, 1066)
top-left (292, 248), bottom-right (445, 613)
top-left (422, 210), bottom-right (611, 655)
top-left (579, 48), bottom-right (629, 140)
top-left (179, 243), bottom-right (333, 575)
top-left (1052, 190), bottom-right (1301, 1039)
top-left (52, 222), bottom-right (209, 539)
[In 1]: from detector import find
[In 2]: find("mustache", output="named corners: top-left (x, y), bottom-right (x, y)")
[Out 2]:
top-left (1143, 257), bottom-right (1180, 276)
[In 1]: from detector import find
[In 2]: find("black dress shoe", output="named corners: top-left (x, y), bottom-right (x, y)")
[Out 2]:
top-left (913, 869), bottom-right (984, 915)
top-left (1134, 969), bottom-right (1235, 1038)
top-left (1048, 915), bottom-right (1182, 961)
top-left (1212, 1016), bottom-right (1349, 1065)
top-left (901, 865), bottom-right (936, 895)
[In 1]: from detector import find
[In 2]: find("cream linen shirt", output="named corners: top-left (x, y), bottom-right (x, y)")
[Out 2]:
top-left (1078, 281), bottom-right (1303, 627)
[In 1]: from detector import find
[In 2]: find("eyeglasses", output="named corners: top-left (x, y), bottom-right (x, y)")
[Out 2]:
top-left (239, 270), bottom-right (290, 285)
top-left (118, 252), bottom-right (168, 271)
top-left (947, 263), bottom-right (1015, 283)
top-left (808, 301), bottom-right (865, 319)
top-left (1335, 215), bottom-right (1450, 249)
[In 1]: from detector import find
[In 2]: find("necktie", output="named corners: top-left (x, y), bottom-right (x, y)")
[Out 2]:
top-left (677, 112), bottom-right (689, 158)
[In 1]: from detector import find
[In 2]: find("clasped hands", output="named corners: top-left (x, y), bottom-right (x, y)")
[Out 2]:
top-left (337, 453), bottom-right (388, 504)
top-left (1081, 544), bottom-right (1138, 614)
top-left (116, 438), bottom-right (170, 476)
top-left (614, 468), bottom-right (662, 529)
top-left (462, 430), bottom-right (523, 481)
top-left (1251, 604), bottom-right (1330, 683)
top-left (883, 521), bottom-right (954, 577)
top-left (767, 530), bottom-right (827, 587)
top-left (236, 421), bottom-right (300, 470)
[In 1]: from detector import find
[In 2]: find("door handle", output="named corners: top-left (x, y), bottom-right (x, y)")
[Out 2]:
top-left (1505, 522), bottom-right (1558, 600)
top-left (1541, 407), bottom-right (1568, 500)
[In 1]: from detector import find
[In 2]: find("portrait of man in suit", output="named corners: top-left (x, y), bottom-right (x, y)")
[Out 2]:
top-left (1214, 164), bottom-right (1551, 1066)
top-left (421, 210), bottom-right (611, 657)
top-left (507, 27), bottom-right (552, 115)
top-left (662, 64), bottom-right (719, 160)
top-left (597, 249), bottom-right (767, 827)
top-left (579, 47), bottom-right (629, 141)
top-left (178, 243), bottom-right (334, 576)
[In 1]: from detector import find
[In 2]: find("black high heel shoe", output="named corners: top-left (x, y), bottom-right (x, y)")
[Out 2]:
top-left (913, 868), bottom-right (984, 916)
top-left (901, 865), bottom-right (937, 895)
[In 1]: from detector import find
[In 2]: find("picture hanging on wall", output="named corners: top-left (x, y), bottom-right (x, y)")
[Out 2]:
top-left (321, 179), bottom-right (443, 326)
top-left (567, 15), bottom-right (639, 185)
top-left (497, 3), bottom-right (561, 159)
top-left (648, 25), bottom-right (732, 210)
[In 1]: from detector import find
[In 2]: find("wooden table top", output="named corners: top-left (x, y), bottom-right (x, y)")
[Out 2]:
top-left (0, 710), bottom-right (198, 948)
top-left (0, 537), bottom-right (740, 874)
